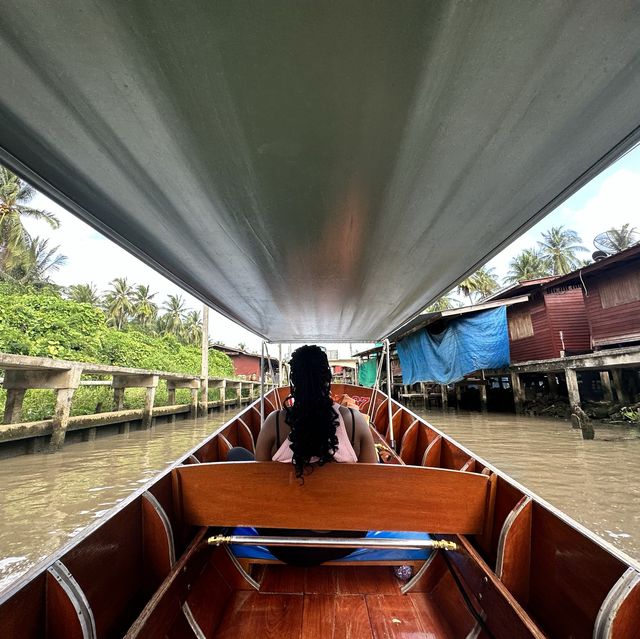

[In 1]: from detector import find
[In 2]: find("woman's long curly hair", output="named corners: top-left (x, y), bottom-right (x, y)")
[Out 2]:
top-left (284, 345), bottom-right (339, 477)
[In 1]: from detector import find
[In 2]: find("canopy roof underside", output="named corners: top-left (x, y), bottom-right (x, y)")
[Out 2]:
top-left (2, 2), bottom-right (640, 342)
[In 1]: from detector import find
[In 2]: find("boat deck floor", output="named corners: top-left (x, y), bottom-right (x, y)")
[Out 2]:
top-left (213, 565), bottom-right (461, 638)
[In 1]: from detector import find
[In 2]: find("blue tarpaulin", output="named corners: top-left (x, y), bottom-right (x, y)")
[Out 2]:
top-left (396, 307), bottom-right (510, 385)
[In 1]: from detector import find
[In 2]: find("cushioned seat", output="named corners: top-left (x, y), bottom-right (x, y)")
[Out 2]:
top-left (230, 528), bottom-right (432, 562)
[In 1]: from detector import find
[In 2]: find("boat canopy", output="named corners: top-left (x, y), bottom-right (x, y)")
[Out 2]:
top-left (1, 2), bottom-right (640, 342)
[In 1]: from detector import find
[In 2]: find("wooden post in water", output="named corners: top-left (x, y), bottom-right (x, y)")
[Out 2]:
top-left (479, 383), bottom-right (488, 413)
top-left (199, 305), bottom-right (209, 417)
top-left (599, 371), bottom-right (613, 402)
top-left (440, 384), bottom-right (448, 409)
top-left (547, 373), bottom-right (559, 397)
top-left (510, 372), bottom-right (525, 415)
top-left (611, 369), bottom-right (629, 404)
top-left (564, 368), bottom-right (581, 410)
top-left (455, 384), bottom-right (462, 408)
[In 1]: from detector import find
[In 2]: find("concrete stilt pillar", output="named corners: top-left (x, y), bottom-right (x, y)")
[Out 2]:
top-left (611, 369), bottom-right (629, 404)
top-left (565, 368), bottom-right (581, 410)
top-left (220, 380), bottom-right (226, 409)
top-left (599, 371), bottom-right (613, 403)
top-left (113, 387), bottom-right (125, 411)
top-left (190, 388), bottom-right (198, 419)
top-left (50, 385), bottom-right (79, 451)
top-left (455, 385), bottom-right (462, 408)
top-left (440, 385), bottom-right (448, 409)
top-left (142, 379), bottom-right (159, 429)
top-left (238, 382), bottom-right (243, 404)
top-left (480, 383), bottom-right (488, 413)
top-left (167, 388), bottom-right (176, 406)
top-left (511, 372), bottom-right (525, 415)
top-left (3, 389), bottom-right (26, 424)
top-left (547, 374), bottom-right (559, 397)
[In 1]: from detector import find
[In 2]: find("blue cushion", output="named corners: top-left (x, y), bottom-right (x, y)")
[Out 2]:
top-left (229, 527), bottom-right (432, 562)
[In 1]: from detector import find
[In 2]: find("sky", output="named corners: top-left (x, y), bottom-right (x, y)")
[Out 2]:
top-left (20, 144), bottom-right (640, 356)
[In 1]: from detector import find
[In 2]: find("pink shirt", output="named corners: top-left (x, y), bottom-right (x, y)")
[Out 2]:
top-left (272, 403), bottom-right (358, 463)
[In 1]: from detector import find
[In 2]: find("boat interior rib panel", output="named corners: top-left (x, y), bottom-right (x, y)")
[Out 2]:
top-left (2, 2), bottom-right (640, 340)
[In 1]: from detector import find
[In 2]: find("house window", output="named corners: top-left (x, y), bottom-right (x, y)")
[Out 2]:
top-left (508, 313), bottom-right (534, 340)
top-left (599, 271), bottom-right (640, 308)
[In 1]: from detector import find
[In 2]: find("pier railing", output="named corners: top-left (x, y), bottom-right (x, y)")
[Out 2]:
top-left (0, 352), bottom-right (275, 455)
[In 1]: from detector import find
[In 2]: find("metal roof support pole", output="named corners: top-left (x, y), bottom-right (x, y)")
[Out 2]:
top-left (385, 339), bottom-right (395, 450)
top-left (367, 351), bottom-right (385, 420)
top-left (260, 341), bottom-right (265, 426)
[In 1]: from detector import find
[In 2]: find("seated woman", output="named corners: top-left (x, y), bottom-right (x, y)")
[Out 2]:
top-left (229, 344), bottom-right (377, 565)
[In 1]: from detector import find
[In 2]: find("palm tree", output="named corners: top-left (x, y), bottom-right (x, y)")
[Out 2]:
top-left (602, 224), bottom-right (639, 252)
top-left (131, 284), bottom-right (158, 329)
top-left (457, 267), bottom-right (499, 304)
top-left (538, 226), bottom-right (586, 275)
top-left (183, 310), bottom-right (202, 346)
top-left (504, 248), bottom-right (552, 284)
top-left (1, 236), bottom-right (66, 286)
top-left (161, 294), bottom-right (186, 337)
top-left (103, 278), bottom-right (134, 330)
top-left (67, 283), bottom-right (100, 305)
top-left (0, 166), bottom-right (60, 271)
top-left (426, 294), bottom-right (460, 313)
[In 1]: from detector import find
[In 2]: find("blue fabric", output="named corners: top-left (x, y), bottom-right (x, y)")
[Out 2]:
top-left (396, 307), bottom-right (510, 385)
top-left (230, 528), bottom-right (432, 562)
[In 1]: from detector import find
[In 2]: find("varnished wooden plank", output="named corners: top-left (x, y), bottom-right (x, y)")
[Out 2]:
top-left (304, 566), bottom-right (339, 594)
top-left (333, 595), bottom-right (373, 639)
top-left (338, 567), bottom-right (401, 595)
top-left (365, 594), bottom-right (425, 638)
top-left (496, 497), bottom-right (532, 606)
top-left (301, 594), bottom-right (335, 637)
top-left (408, 593), bottom-right (458, 638)
top-left (214, 592), bottom-right (303, 639)
top-left (259, 566), bottom-right (306, 594)
top-left (173, 462), bottom-right (489, 534)
top-left (444, 534), bottom-right (545, 638)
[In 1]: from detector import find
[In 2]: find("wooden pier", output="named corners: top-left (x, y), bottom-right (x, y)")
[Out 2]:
top-left (0, 352), bottom-right (275, 457)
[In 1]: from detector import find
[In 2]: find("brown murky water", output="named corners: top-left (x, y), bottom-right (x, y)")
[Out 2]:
top-left (1, 407), bottom-right (639, 594)
top-left (0, 410), bottom-right (239, 593)
top-left (415, 408), bottom-right (640, 563)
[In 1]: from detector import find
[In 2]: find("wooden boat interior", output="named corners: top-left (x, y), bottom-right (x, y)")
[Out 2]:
top-left (1, 385), bottom-right (640, 638)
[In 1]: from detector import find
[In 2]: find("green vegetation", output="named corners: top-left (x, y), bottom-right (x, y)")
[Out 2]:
top-left (0, 285), bottom-right (234, 420)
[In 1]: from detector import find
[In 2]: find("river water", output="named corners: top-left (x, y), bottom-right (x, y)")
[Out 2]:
top-left (0, 410), bottom-right (239, 593)
top-left (1, 407), bottom-right (639, 594)
top-left (414, 408), bottom-right (640, 564)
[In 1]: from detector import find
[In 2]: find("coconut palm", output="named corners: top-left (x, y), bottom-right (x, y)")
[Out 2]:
top-left (67, 283), bottom-right (100, 305)
top-left (538, 226), bottom-right (586, 275)
top-left (603, 224), bottom-right (639, 252)
top-left (183, 310), bottom-right (203, 346)
top-left (0, 166), bottom-right (60, 271)
top-left (426, 294), bottom-right (460, 313)
top-left (132, 284), bottom-right (158, 329)
top-left (103, 277), bottom-right (134, 330)
top-left (504, 248), bottom-right (552, 284)
top-left (457, 267), bottom-right (499, 304)
top-left (161, 294), bottom-right (186, 337)
top-left (1, 236), bottom-right (66, 286)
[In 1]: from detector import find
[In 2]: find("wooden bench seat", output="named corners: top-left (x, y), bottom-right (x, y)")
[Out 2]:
top-left (172, 462), bottom-right (490, 534)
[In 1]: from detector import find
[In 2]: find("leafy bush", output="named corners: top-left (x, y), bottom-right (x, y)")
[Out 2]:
top-left (0, 289), bottom-right (234, 420)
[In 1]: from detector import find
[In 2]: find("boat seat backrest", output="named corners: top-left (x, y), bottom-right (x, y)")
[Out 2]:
top-left (172, 462), bottom-right (490, 535)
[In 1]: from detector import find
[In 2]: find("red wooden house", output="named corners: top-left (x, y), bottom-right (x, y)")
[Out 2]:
top-left (544, 244), bottom-right (640, 349)
top-left (209, 345), bottom-right (279, 379)
top-left (493, 278), bottom-right (591, 363)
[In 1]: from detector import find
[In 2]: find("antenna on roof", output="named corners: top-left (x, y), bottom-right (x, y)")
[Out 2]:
top-left (593, 229), bottom-right (640, 256)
